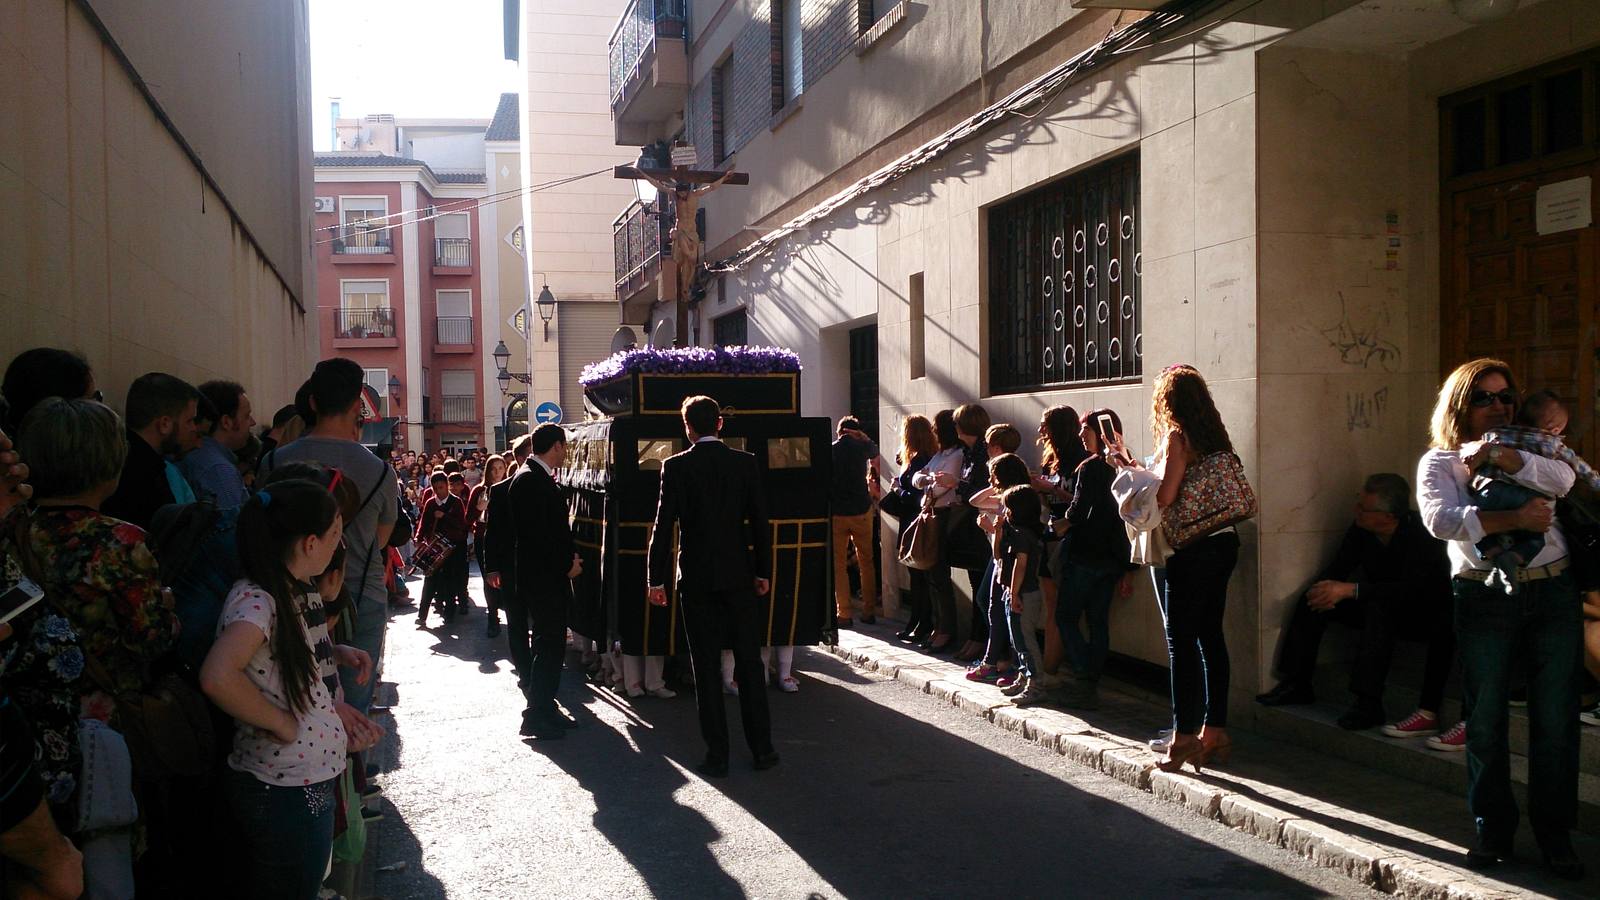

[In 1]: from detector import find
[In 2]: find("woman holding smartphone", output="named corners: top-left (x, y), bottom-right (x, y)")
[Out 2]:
top-left (1053, 409), bottom-right (1134, 710)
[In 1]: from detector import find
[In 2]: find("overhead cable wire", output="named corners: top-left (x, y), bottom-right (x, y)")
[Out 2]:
top-left (311, 168), bottom-right (612, 246)
top-left (705, 5), bottom-right (1198, 275)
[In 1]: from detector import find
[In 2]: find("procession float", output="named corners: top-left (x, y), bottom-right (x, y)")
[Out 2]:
top-left (560, 345), bottom-right (834, 660)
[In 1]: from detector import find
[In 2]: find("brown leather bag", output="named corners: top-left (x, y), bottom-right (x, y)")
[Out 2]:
top-left (897, 493), bottom-right (942, 570)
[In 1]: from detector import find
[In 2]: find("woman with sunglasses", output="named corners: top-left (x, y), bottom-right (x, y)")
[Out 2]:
top-left (1417, 358), bottom-right (1583, 880)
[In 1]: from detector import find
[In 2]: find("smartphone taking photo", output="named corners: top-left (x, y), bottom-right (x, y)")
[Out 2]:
top-left (0, 556), bottom-right (45, 626)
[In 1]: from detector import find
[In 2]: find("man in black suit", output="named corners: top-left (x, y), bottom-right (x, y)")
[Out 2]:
top-left (509, 423), bottom-right (583, 739)
top-left (483, 434), bottom-right (532, 684)
top-left (647, 395), bottom-right (778, 777)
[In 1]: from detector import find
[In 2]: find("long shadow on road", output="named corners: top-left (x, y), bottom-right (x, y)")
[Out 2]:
top-left (531, 652), bottom-right (1354, 899)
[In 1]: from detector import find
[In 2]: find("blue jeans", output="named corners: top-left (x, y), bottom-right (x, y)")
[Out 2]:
top-left (1156, 532), bottom-right (1239, 734)
top-left (978, 559), bottom-right (1012, 665)
top-left (1005, 589), bottom-right (1044, 678)
top-left (1454, 571), bottom-right (1581, 842)
top-left (223, 770), bottom-right (336, 900)
top-left (342, 590), bottom-right (387, 713)
top-left (1056, 558), bottom-right (1122, 680)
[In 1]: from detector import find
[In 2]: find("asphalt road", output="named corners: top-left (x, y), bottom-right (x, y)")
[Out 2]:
top-left (367, 573), bottom-right (1378, 899)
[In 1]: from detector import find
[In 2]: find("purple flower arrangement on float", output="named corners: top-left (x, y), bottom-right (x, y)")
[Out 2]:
top-left (580, 345), bottom-right (802, 387)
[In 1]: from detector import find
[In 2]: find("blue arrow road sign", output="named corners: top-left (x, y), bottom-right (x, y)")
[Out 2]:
top-left (534, 401), bottom-right (562, 424)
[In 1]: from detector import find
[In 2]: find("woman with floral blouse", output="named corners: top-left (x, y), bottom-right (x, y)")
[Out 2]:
top-left (1, 397), bottom-right (179, 826)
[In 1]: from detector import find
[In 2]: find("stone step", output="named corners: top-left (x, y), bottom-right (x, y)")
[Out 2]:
top-left (1252, 700), bottom-right (1600, 834)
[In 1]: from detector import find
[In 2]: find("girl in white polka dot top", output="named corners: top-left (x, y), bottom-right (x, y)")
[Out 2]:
top-left (201, 479), bottom-right (348, 900)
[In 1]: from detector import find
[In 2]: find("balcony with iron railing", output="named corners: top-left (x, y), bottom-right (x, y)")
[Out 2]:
top-left (331, 224), bottom-right (394, 261)
top-left (433, 237), bottom-right (472, 272)
top-left (438, 395), bottom-right (476, 423)
top-left (434, 316), bottom-right (474, 353)
top-left (608, 0), bottom-right (690, 145)
top-left (333, 308), bottom-right (398, 348)
top-left (613, 199), bottom-right (672, 321)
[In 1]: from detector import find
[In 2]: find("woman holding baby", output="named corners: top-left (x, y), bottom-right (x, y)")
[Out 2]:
top-left (1417, 358), bottom-right (1583, 880)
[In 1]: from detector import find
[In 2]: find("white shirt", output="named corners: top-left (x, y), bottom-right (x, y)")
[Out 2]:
top-left (1416, 446), bottom-right (1574, 576)
top-left (532, 455), bottom-right (555, 478)
top-left (911, 447), bottom-right (966, 508)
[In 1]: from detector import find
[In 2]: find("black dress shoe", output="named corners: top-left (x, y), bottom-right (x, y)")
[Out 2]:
top-left (1255, 682), bottom-right (1315, 707)
top-left (697, 757), bottom-right (730, 778)
top-left (1336, 702), bottom-right (1385, 731)
top-left (895, 625), bottom-right (918, 640)
top-left (1464, 834), bottom-right (1514, 869)
top-left (1536, 833), bottom-right (1585, 880)
top-left (753, 751), bottom-right (781, 771)
top-left (520, 714), bottom-right (565, 739)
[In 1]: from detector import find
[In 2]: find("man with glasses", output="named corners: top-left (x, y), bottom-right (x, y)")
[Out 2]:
top-left (1256, 473), bottom-right (1455, 733)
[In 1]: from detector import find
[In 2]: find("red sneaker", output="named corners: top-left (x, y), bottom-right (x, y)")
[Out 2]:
top-left (965, 665), bottom-right (1002, 683)
top-left (1426, 721), bottom-right (1466, 751)
top-left (1381, 710), bottom-right (1440, 738)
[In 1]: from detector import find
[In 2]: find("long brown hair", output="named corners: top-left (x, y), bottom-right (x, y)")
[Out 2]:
top-left (898, 415), bottom-right (936, 465)
top-left (1151, 365), bottom-right (1233, 457)
top-left (933, 409), bottom-right (960, 452)
top-left (485, 453), bottom-right (509, 485)
top-left (1430, 358), bottom-right (1516, 450)
top-left (1038, 405), bottom-right (1086, 476)
top-left (235, 479), bottom-right (337, 718)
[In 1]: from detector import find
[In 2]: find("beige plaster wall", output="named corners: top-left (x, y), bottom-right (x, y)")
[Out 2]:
top-left (88, 0), bottom-right (314, 304)
top-left (1, 0), bottom-right (314, 415)
top-left (521, 0), bottom-right (640, 410)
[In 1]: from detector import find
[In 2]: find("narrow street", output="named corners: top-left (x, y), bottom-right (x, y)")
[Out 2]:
top-left (366, 570), bottom-right (1376, 899)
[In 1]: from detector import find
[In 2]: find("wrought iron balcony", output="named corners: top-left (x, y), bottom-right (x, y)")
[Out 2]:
top-left (335, 308), bottom-right (396, 339)
top-left (434, 237), bottom-right (471, 269)
top-left (613, 199), bottom-right (672, 306)
top-left (436, 316), bottom-right (474, 345)
top-left (608, 0), bottom-right (689, 145)
top-left (332, 224), bottom-right (393, 256)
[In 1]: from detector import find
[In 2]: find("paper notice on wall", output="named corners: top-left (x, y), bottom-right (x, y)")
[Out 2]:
top-left (1536, 177), bottom-right (1592, 235)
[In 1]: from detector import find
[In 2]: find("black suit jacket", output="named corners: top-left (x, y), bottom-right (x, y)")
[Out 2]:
top-left (509, 459), bottom-right (574, 600)
top-left (481, 467), bottom-right (522, 591)
top-left (647, 439), bottom-right (770, 594)
top-left (103, 428), bottom-right (177, 530)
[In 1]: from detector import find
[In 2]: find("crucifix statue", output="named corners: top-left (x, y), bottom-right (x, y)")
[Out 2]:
top-left (616, 156), bottom-right (748, 345)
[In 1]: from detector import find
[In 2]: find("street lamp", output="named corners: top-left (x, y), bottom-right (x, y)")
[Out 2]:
top-left (535, 284), bottom-right (556, 342)
top-left (633, 143), bottom-right (667, 206)
top-left (492, 340), bottom-right (531, 396)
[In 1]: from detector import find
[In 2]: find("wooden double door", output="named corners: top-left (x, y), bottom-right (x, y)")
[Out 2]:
top-left (1446, 164), bottom-right (1599, 456)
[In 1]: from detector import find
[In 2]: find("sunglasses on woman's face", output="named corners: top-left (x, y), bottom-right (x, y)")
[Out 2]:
top-left (1469, 389), bottom-right (1518, 408)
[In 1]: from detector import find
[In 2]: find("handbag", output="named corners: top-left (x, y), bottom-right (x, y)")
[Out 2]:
top-left (897, 493), bottom-right (942, 571)
top-left (1161, 451), bottom-right (1256, 550)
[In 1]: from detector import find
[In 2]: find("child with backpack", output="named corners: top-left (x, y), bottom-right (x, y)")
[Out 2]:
top-left (200, 479), bottom-right (349, 900)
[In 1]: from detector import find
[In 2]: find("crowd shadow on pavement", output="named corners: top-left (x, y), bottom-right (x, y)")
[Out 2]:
top-left (526, 652), bottom-right (1358, 899)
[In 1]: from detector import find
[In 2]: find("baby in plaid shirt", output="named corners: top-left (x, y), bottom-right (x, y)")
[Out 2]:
top-left (1469, 392), bottom-right (1600, 593)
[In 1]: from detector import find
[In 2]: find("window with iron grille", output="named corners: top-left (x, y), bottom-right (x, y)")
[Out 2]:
top-left (987, 153), bottom-right (1141, 394)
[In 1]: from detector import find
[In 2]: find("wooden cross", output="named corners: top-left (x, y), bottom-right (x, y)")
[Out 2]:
top-left (615, 164), bottom-right (749, 345)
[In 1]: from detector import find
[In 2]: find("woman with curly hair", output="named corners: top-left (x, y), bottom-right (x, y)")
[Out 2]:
top-left (1138, 366), bottom-right (1242, 772)
top-left (1033, 405), bottom-right (1089, 680)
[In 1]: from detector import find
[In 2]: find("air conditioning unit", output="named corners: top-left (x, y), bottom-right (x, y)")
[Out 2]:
top-left (313, 197), bottom-right (335, 214)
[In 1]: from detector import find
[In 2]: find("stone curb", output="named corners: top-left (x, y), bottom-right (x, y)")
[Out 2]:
top-left (824, 638), bottom-right (1520, 900)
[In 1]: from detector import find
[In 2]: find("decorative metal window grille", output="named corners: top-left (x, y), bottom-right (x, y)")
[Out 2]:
top-left (988, 153), bottom-right (1141, 393)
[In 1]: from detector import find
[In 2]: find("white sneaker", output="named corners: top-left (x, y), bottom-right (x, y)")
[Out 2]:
top-left (722, 682), bottom-right (739, 696)
top-left (778, 676), bottom-right (799, 693)
top-left (1426, 720), bottom-right (1467, 751)
top-left (1580, 704), bottom-right (1600, 727)
top-left (647, 687), bottom-right (677, 699)
top-left (625, 686), bottom-right (643, 698)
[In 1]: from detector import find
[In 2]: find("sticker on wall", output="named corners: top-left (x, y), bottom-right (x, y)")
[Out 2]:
top-left (1536, 177), bottom-right (1592, 235)
top-left (508, 306), bottom-right (529, 338)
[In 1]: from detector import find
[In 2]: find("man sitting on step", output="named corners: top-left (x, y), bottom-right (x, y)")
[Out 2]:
top-left (1257, 473), bottom-right (1456, 735)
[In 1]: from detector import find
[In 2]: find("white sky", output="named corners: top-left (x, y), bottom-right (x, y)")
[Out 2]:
top-left (309, 0), bottom-right (521, 151)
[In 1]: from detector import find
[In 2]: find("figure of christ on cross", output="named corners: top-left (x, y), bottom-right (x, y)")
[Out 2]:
top-left (615, 164), bottom-right (749, 341)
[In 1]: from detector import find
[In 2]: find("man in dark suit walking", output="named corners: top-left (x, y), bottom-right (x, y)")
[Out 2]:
top-left (509, 423), bottom-right (582, 739)
top-left (483, 434), bottom-right (532, 686)
top-left (648, 395), bottom-right (778, 777)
